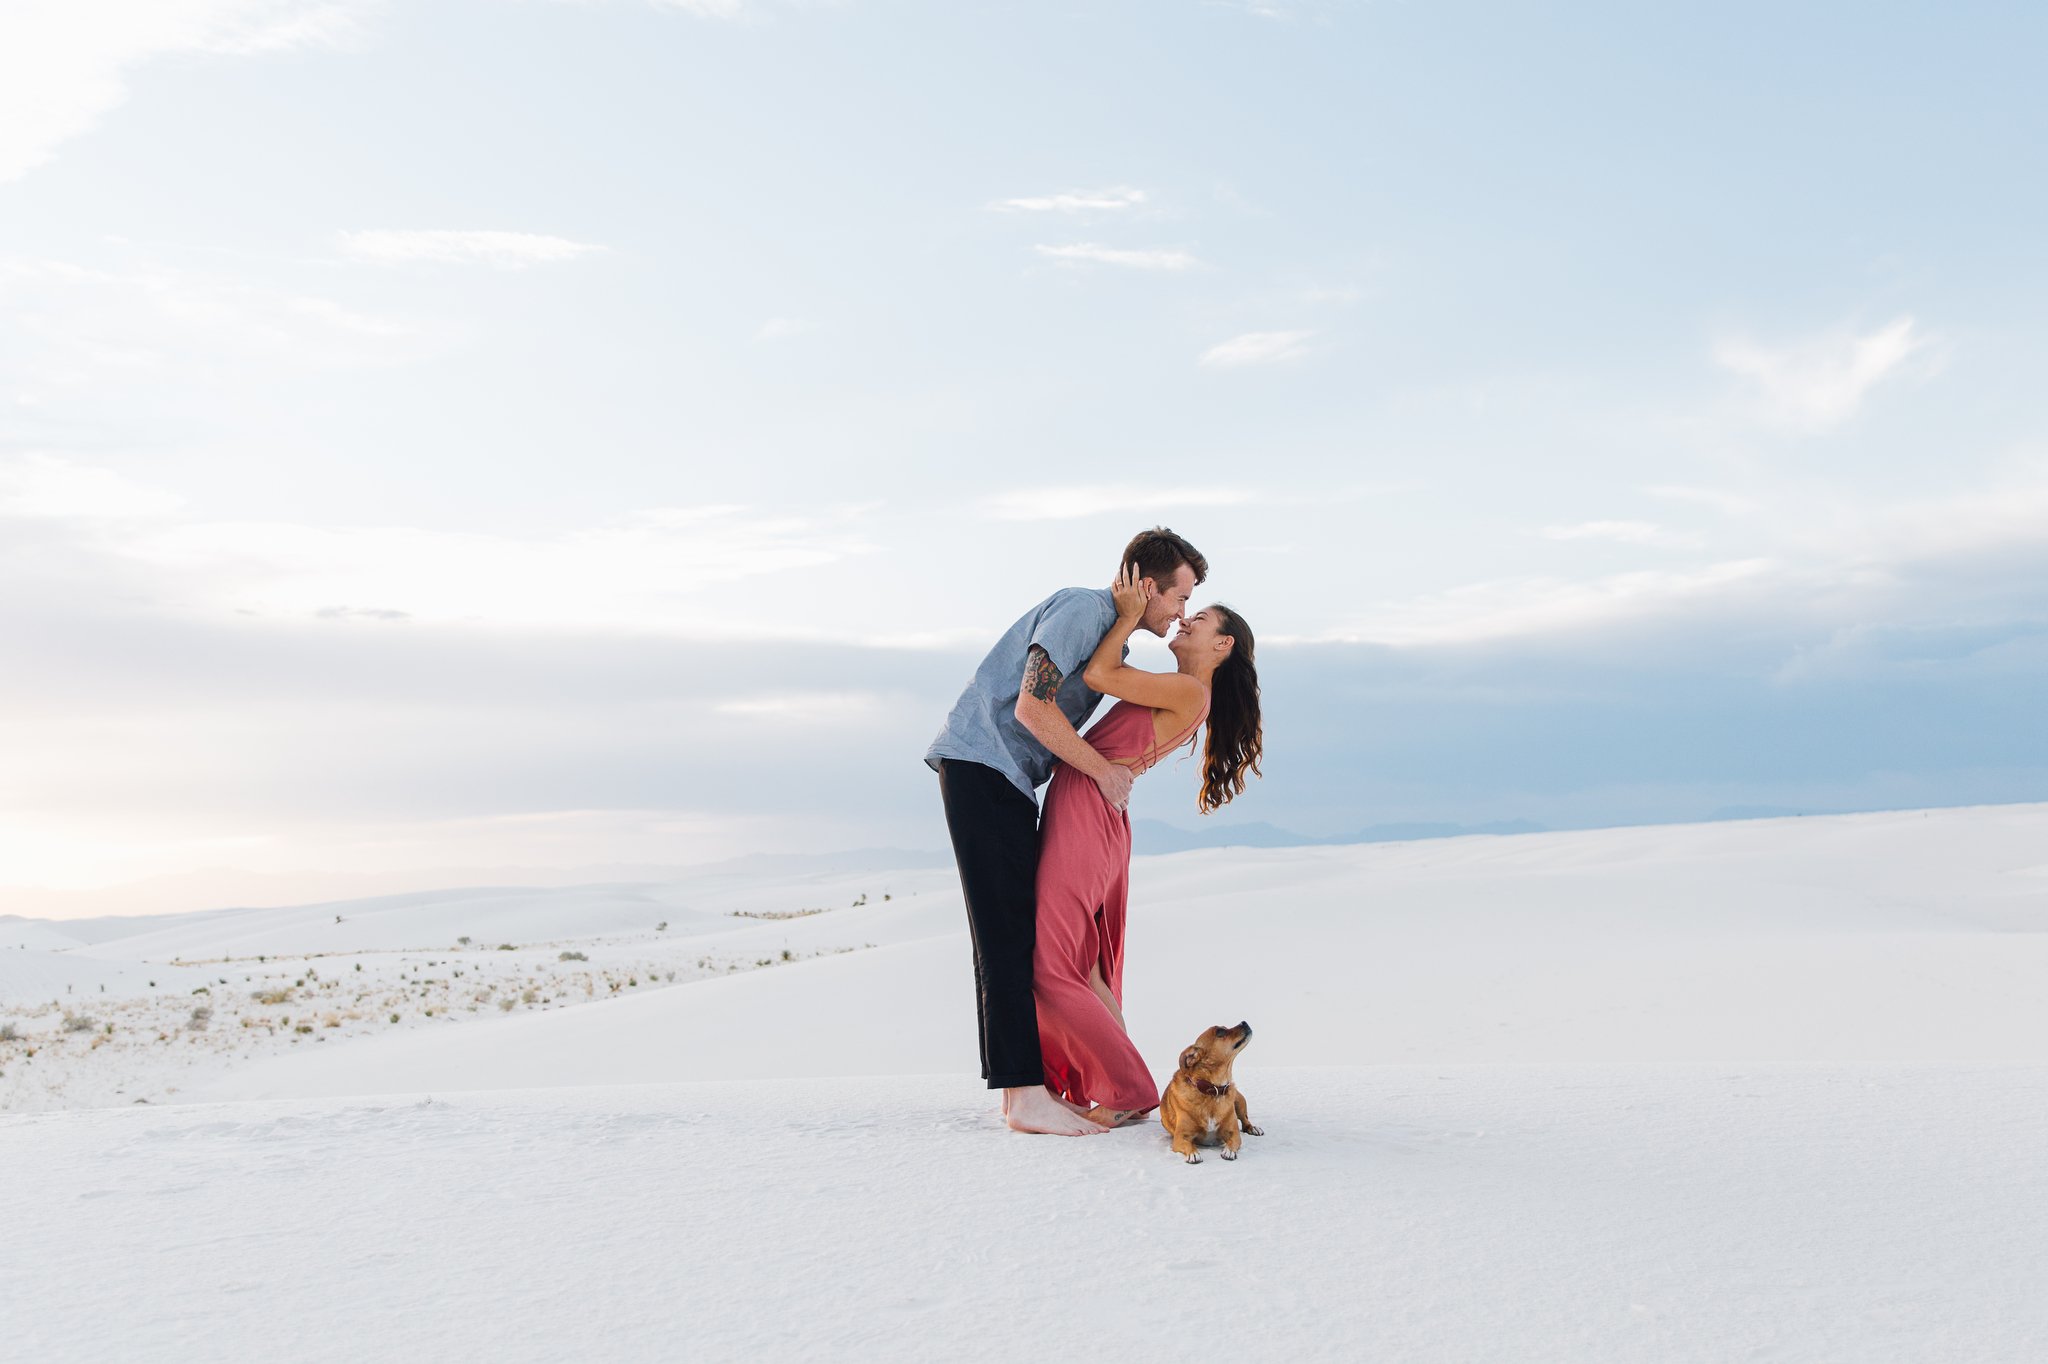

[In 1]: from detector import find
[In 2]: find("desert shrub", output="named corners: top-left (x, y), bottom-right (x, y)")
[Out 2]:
top-left (497, 943), bottom-right (516, 951)
top-left (521, 988), bottom-right (538, 1004)
top-left (254, 987), bottom-right (292, 1005)
top-left (0, 1022), bottom-right (20, 1042)
top-left (499, 998), bottom-right (516, 1012)
top-left (559, 951), bottom-right (587, 962)
top-left (656, 921), bottom-right (668, 932)
top-left (63, 1013), bottom-right (94, 1033)
top-left (780, 949), bottom-right (794, 962)
top-left (389, 1013), bottom-right (400, 1023)
top-left (188, 1006), bottom-right (212, 1030)
top-left (294, 1023), bottom-right (314, 1035)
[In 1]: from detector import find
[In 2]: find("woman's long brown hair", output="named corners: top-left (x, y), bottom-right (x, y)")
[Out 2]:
top-left (1198, 604), bottom-right (1263, 813)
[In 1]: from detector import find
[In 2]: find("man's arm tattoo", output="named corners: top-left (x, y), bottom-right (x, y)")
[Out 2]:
top-left (1023, 644), bottom-right (1063, 703)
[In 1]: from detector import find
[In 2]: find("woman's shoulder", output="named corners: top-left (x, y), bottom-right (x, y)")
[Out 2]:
top-left (1153, 677), bottom-right (1208, 727)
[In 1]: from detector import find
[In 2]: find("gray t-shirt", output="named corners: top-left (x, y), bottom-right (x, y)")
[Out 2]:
top-left (925, 586), bottom-right (1123, 799)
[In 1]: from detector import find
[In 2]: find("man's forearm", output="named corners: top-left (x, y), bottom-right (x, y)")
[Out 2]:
top-left (1014, 697), bottom-right (1114, 779)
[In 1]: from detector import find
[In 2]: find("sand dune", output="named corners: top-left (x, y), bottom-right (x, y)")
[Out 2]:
top-left (192, 804), bottom-right (2048, 1104)
top-left (8, 806), bottom-right (2048, 1362)
top-left (0, 918), bottom-right (87, 952)
top-left (8, 1066), bottom-right (2044, 1363)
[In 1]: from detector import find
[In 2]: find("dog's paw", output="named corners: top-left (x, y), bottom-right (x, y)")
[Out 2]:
top-left (1243, 1124), bottom-right (1264, 1137)
top-left (1221, 1147), bottom-right (1239, 1160)
top-left (1183, 1151), bottom-right (1201, 1164)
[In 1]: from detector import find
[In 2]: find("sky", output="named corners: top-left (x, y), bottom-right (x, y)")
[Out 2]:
top-left (3, 0), bottom-right (2046, 916)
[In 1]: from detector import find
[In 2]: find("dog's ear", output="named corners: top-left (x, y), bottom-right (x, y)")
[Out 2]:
top-left (1178, 1046), bottom-right (1202, 1072)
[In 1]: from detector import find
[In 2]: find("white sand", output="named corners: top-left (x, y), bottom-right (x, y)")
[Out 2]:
top-left (4, 804), bottom-right (2046, 1361)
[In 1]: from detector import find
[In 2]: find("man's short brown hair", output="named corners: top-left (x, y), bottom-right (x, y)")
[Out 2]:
top-left (1123, 526), bottom-right (1208, 587)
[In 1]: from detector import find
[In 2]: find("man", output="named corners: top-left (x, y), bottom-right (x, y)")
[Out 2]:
top-left (926, 527), bottom-right (1207, 1134)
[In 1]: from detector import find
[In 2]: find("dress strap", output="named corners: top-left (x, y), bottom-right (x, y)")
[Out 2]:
top-left (1126, 699), bottom-right (1209, 777)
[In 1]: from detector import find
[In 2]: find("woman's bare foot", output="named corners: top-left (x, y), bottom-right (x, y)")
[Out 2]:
top-left (1081, 1105), bottom-right (1152, 1128)
top-left (1002, 1086), bottom-right (1109, 1135)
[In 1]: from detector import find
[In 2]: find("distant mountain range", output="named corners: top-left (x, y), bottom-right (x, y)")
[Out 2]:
top-left (10, 808), bottom-right (1856, 923)
top-left (1130, 818), bottom-right (1547, 855)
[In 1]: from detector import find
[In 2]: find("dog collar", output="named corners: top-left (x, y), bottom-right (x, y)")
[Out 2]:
top-left (1192, 1077), bottom-right (1231, 1097)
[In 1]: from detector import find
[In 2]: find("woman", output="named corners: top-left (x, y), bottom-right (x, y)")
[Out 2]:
top-left (1032, 565), bottom-right (1264, 1129)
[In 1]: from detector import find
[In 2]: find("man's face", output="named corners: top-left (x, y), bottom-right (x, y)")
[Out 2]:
top-left (1140, 564), bottom-right (1198, 637)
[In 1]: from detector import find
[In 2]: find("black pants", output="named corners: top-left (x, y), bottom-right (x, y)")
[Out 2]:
top-left (937, 759), bottom-right (1044, 1089)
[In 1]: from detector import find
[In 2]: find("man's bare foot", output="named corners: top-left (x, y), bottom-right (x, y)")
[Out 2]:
top-left (1003, 1085), bottom-right (1108, 1135)
top-left (1000, 1088), bottom-right (1091, 1117)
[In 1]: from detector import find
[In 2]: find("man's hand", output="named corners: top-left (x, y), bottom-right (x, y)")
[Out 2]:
top-left (1015, 643), bottom-right (1133, 810)
top-left (1093, 764), bottom-right (1134, 812)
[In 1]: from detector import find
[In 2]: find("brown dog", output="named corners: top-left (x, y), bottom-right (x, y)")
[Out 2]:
top-left (1158, 1021), bottom-right (1263, 1163)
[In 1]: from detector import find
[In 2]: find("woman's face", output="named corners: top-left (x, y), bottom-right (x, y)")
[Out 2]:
top-left (1169, 606), bottom-right (1231, 663)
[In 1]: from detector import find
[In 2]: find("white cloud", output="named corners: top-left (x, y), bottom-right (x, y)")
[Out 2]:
top-left (714, 692), bottom-right (888, 722)
top-left (0, 0), bottom-right (379, 184)
top-left (1823, 468), bottom-right (2048, 567)
top-left (991, 187), bottom-right (1146, 213)
top-left (5, 464), bottom-right (875, 635)
top-left (985, 485), bottom-right (1253, 521)
top-left (1714, 316), bottom-right (1932, 432)
top-left (1210, 0), bottom-right (1343, 18)
top-left (337, 230), bottom-right (605, 269)
top-left (1644, 485), bottom-right (1757, 517)
top-left (0, 254), bottom-right (423, 402)
top-left (1034, 243), bottom-right (1200, 271)
top-left (650, 0), bottom-right (749, 16)
top-left (1199, 330), bottom-right (1314, 368)
top-left (1298, 558), bottom-right (1781, 649)
top-left (1293, 463), bottom-right (2048, 652)
top-left (1541, 520), bottom-right (1699, 548)
top-left (158, 514), bottom-right (862, 631)
top-left (0, 452), bottom-right (186, 520)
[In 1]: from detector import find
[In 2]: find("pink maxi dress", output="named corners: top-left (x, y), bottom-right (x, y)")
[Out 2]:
top-left (1033, 694), bottom-right (1208, 1114)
